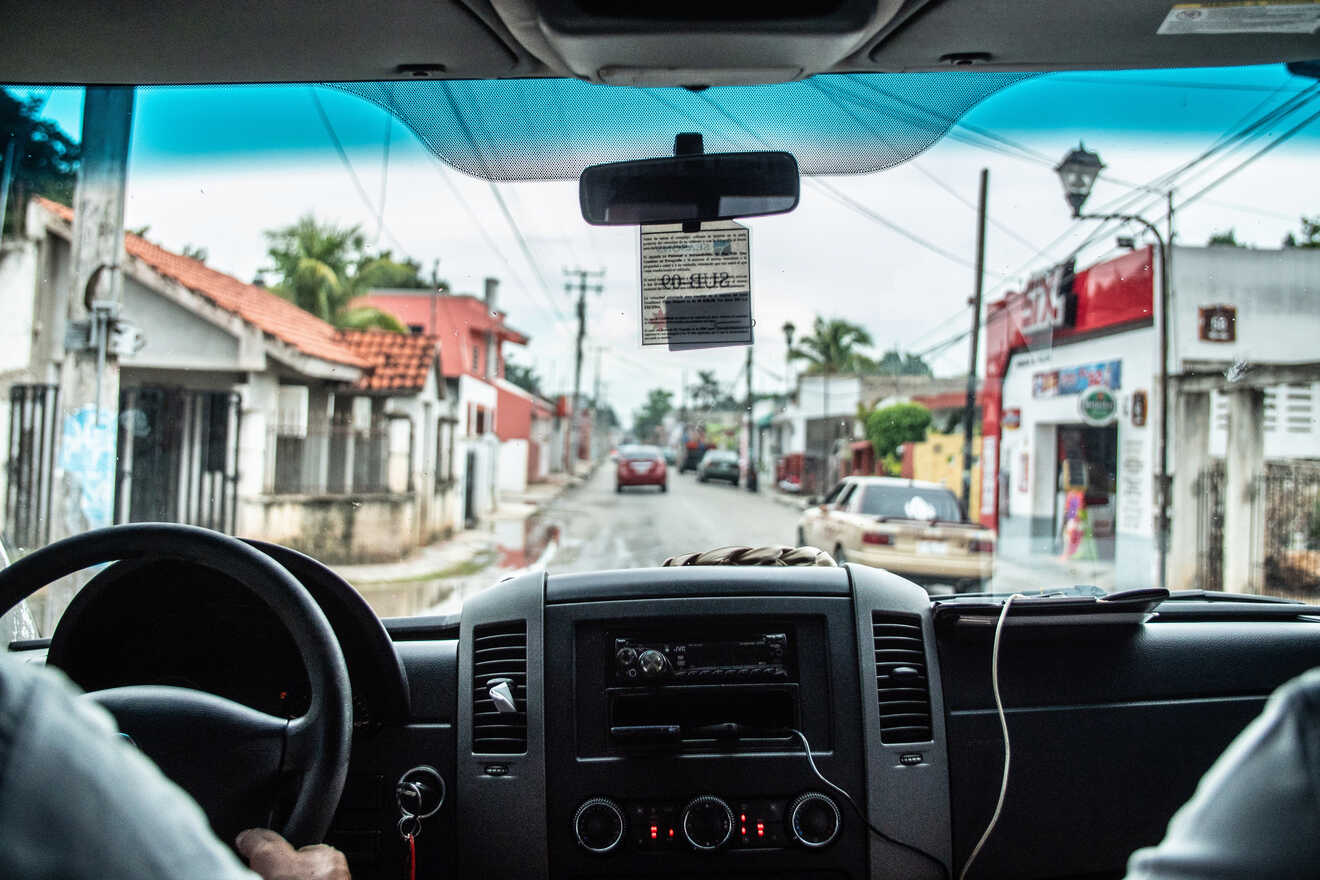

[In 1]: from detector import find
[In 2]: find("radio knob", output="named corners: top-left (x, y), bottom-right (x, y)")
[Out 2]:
top-left (574, 797), bottom-right (625, 854)
top-left (637, 649), bottom-right (669, 679)
top-left (788, 792), bottom-right (841, 848)
top-left (681, 795), bottom-right (734, 850)
top-left (615, 646), bottom-right (638, 667)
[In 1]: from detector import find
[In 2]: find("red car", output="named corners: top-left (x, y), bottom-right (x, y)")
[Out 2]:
top-left (615, 444), bottom-right (667, 493)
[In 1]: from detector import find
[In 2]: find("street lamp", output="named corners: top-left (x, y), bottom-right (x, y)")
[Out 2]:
top-left (1054, 144), bottom-right (1171, 591)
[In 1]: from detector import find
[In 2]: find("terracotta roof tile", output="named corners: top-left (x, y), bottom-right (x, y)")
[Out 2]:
top-left (337, 329), bottom-right (441, 392)
top-left (35, 198), bottom-right (367, 369)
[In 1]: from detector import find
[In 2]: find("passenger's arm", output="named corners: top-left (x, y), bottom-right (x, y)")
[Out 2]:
top-left (1125, 667), bottom-right (1320, 879)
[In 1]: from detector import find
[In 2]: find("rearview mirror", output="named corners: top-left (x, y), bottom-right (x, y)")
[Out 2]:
top-left (579, 151), bottom-right (799, 226)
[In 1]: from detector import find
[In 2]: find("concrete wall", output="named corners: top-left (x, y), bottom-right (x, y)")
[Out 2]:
top-left (120, 276), bottom-right (240, 370)
top-left (905, 433), bottom-right (983, 521)
top-left (0, 241), bottom-right (38, 374)
top-left (498, 439), bottom-right (529, 494)
top-left (1171, 245), bottom-right (1320, 370)
top-left (238, 494), bottom-right (418, 564)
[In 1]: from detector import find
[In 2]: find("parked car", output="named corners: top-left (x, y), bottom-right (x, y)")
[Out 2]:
top-left (797, 476), bottom-right (995, 592)
top-left (697, 450), bottom-right (741, 487)
top-left (615, 444), bottom-right (667, 493)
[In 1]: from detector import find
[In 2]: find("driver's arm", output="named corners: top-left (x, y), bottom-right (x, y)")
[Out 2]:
top-left (1125, 667), bottom-right (1320, 879)
top-left (0, 655), bottom-right (346, 880)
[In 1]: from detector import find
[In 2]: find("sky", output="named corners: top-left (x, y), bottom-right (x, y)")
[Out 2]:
top-left (8, 65), bottom-right (1319, 422)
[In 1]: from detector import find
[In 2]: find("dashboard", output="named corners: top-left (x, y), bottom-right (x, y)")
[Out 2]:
top-left (31, 546), bottom-right (1320, 880)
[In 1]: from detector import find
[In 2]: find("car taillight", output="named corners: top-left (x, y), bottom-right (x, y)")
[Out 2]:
top-left (862, 532), bottom-right (893, 546)
top-left (969, 539), bottom-right (995, 553)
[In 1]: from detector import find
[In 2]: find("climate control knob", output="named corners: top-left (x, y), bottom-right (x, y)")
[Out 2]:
top-left (788, 792), bottom-right (841, 848)
top-left (681, 795), bottom-right (734, 850)
top-left (637, 649), bottom-right (669, 679)
top-left (574, 797), bottom-right (625, 854)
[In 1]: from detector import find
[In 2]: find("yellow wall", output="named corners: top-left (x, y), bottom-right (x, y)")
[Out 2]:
top-left (907, 433), bottom-right (982, 521)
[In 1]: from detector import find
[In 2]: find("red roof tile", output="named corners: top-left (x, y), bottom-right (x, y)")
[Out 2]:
top-left (337, 329), bottom-right (441, 391)
top-left (35, 198), bottom-right (367, 369)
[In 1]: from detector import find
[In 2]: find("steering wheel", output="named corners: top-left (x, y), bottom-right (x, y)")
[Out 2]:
top-left (0, 524), bottom-right (352, 847)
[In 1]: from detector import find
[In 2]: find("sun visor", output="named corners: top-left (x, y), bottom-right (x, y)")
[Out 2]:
top-left (328, 72), bottom-right (1033, 181)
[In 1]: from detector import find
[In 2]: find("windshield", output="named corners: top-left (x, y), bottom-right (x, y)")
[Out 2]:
top-left (2, 64), bottom-right (1318, 628)
top-left (860, 486), bottom-right (964, 523)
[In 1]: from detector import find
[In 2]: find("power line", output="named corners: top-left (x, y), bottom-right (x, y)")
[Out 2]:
top-left (306, 86), bottom-right (408, 255)
top-left (1169, 103), bottom-right (1320, 214)
top-left (488, 182), bottom-right (569, 322)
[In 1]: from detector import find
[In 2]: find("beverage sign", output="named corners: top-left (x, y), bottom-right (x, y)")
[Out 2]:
top-left (1131, 390), bottom-right (1148, 427)
top-left (1198, 305), bottom-right (1236, 342)
top-left (1079, 386), bottom-right (1118, 426)
top-left (1003, 408), bottom-right (1022, 430)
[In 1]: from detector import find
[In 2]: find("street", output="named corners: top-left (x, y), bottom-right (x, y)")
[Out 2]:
top-left (544, 465), bottom-right (804, 573)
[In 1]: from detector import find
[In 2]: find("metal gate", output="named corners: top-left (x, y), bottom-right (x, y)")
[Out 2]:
top-left (115, 386), bottom-right (241, 533)
top-left (1194, 462), bottom-right (1225, 591)
top-left (4, 384), bottom-right (59, 550)
top-left (1262, 461), bottom-right (1320, 595)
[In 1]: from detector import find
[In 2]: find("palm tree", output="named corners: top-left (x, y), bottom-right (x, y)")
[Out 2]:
top-left (788, 317), bottom-right (875, 375)
top-left (263, 215), bottom-right (413, 331)
top-left (788, 316), bottom-right (875, 495)
top-left (689, 370), bottom-right (723, 411)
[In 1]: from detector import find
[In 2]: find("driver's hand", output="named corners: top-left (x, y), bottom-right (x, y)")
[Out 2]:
top-left (236, 828), bottom-right (350, 880)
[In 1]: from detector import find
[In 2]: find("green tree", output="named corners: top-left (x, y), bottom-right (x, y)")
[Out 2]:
top-left (181, 244), bottom-right (208, 262)
top-left (505, 359), bottom-right (543, 396)
top-left (872, 348), bottom-right (933, 378)
top-left (1282, 216), bottom-right (1320, 249)
top-left (788, 316), bottom-right (876, 375)
top-left (864, 402), bottom-right (932, 475)
top-left (1, 91), bottom-right (80, 235)
top-left (633, 388), bottom-right (674, 442)
top-left (263, 215), bottom-right (428, 331)
top-left (1207, 229), bottom-right (1244, 247)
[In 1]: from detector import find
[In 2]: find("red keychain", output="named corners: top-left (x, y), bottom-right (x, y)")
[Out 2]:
top-left (398, 813), bottom-right (422, 880)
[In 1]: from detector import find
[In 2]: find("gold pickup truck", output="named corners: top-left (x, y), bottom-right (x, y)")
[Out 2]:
top-left (797, 476), bottom-right (995, 593)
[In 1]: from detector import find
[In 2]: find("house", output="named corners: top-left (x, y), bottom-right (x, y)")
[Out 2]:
top-left (1, 197), bottom-right (459, 564)
top-left (355, 281), bottom-right (547, 515)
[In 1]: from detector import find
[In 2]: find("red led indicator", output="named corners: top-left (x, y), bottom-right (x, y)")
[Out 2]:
top-left (650, 825), bottom-right (658, 840)
top-left (668, 829), bottom-right (674, 838)
top-left (740, 826), bottom-right (747, 836)
top-left (740, 813), bottom-right (746, 822)
top-left (756, 822), bottom-right (765, 838)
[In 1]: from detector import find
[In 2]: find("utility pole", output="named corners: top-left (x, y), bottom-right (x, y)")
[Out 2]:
top-left (45, 87), bottom-right (134, 632)
top-left (745, 344), bottom-right (758, 492)
top-left (563, 267), bottom-right (604, 472)
top-left (960, 168), bottom-right (988, 514)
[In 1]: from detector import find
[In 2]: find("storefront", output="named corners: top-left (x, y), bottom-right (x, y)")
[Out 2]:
top-left (982, 248), bottom-right (1158, 587)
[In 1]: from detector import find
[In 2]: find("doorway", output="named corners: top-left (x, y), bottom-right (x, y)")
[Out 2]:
top-left (1055, 424), bottom-right (1118, 560)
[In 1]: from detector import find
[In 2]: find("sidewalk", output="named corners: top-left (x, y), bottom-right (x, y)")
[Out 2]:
top-left (334, 467), bottom-right (588, 617)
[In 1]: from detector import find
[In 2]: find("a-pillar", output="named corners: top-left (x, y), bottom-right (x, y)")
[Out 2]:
top-left (1168, 390), bottom-right (1210, 589)
top-left (1223, 388), bottom-right (1265, 593)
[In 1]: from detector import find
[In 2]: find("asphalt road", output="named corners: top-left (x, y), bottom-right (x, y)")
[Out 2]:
top-left (543, 464), bottom-right (804, 574)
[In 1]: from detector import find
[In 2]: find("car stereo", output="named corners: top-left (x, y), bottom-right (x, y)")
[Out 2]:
top-left (613, 632), bottom-right (789, 683)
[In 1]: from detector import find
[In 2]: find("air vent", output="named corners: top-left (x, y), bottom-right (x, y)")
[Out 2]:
top-left (472, 622), bottom-right (528, 754)
top-left (872, 612), bottom-right (932, 745)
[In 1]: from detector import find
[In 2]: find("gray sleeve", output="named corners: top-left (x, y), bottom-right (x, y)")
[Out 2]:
top-left (0, 658), bottom-right (260, 880)
top-left (1125, 667), bottom-right (1320, 880)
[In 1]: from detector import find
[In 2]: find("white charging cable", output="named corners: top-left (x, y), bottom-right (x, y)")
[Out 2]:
top-left (958, 593), bottom-right (1024, 880)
